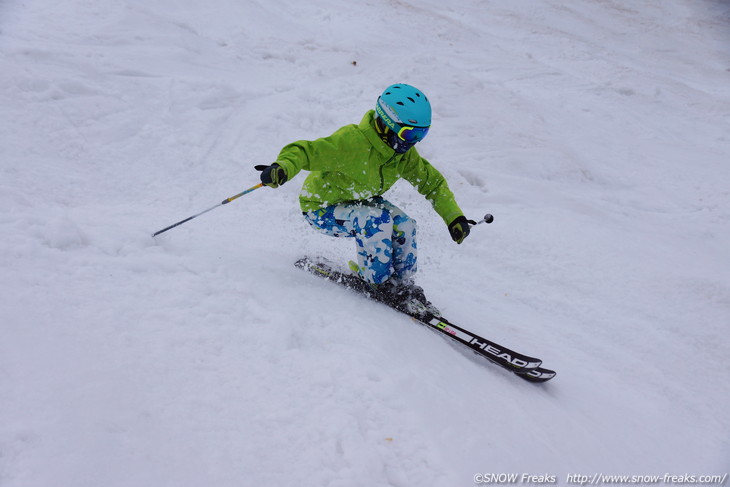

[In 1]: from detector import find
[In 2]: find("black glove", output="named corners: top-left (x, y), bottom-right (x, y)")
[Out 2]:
top-left (448, 216), bottom-right (476, 244)
top-left (255, 163), bottom-right (288, 188)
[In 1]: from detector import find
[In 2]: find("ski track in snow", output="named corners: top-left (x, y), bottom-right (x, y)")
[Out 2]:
top-left (1, 1), bottom-right (729, 486)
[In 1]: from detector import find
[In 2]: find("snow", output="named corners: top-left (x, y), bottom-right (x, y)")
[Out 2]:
top-left (1, 0), bottom-right (729, 485)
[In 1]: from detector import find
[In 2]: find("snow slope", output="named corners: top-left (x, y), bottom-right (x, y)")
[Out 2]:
top-left (2, 1), bottom-right (729, 485)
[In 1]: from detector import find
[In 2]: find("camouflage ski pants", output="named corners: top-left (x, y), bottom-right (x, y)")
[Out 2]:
top-left (304, 198), bottom-right (417, 284)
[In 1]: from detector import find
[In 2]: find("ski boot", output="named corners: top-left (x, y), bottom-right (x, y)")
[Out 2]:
top-left (348, 261), bottom-right (440, 317)
top-left (378, 279), bottom-right (441, 318)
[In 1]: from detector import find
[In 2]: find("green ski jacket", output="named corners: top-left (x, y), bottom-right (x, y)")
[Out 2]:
top-left (274, 110), bottom-right (465, 226)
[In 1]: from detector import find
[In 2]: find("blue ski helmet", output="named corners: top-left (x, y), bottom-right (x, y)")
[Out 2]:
top-left (375, 84), bottom-right (431, 145)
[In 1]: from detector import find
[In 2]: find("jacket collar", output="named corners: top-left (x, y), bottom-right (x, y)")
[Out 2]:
top-left (360, 110), bottom-right (397, 158)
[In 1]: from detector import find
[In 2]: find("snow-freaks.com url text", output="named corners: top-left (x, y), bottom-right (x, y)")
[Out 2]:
top-left (473, 473), bottom-right (728, 485)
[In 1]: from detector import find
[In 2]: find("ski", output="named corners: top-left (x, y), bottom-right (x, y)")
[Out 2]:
top-left (295, 256), bottom-right (556, 383)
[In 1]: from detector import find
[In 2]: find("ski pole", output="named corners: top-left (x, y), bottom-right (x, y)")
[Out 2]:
top-left (471, 213), bottom-right (494, 226)
top-left (152, 183), bottom-right (264, 237)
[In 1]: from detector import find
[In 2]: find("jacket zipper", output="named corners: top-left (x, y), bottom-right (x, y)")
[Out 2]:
top-left (378, 153), bottom-right (397, 193)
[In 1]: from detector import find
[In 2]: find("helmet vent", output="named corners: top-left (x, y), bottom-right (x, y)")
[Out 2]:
top-left (407, 97), bottom-right (415, 103)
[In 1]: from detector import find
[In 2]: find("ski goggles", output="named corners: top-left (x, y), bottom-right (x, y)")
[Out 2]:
top-left (395, 124), bottom-right (429, 143)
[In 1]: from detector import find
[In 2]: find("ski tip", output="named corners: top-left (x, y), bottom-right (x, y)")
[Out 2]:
top-left (516, 368), bottom-right (557, 383)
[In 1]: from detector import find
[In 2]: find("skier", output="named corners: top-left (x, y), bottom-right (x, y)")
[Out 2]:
top-left (255, 83), bottom-right (474, 316)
